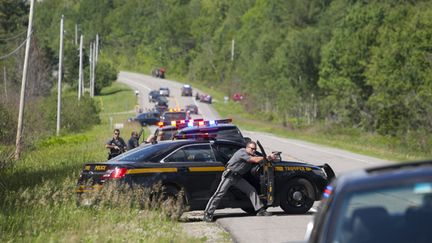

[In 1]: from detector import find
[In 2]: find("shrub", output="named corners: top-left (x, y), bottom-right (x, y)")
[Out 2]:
top-left (95, 60), bottom-right (118, 95)
top-left (40, 94), bottom-right (101, 134)
top-left (0, 104), bottom-right (17, 145)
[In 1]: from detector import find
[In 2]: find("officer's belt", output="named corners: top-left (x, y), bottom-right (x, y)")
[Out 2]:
top-left (225, 169), bottom-right (240, 177)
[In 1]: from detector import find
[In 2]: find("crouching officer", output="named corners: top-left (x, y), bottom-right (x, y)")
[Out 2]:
top-left (203, 141), bottom-right (277, 222)
top-left (106, 129), bottom-right (127, 160)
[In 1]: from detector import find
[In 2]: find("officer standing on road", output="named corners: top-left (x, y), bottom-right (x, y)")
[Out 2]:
top-left (127, 130), bottom-right (140, 150)
top-left (203, 141), bottom-right (277, 222)
top-left (105, 129), bottom-right (127, 160)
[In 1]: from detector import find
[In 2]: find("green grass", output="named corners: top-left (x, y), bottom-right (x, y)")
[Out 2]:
top-left (0, 82), bottom-right (200, 242)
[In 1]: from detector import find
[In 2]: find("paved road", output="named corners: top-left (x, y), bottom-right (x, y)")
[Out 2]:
top-left (118, 71), bottom-right (393, 243)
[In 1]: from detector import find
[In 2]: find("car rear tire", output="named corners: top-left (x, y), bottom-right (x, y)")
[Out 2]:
top-left (280, 178), bottom-right (315, 214)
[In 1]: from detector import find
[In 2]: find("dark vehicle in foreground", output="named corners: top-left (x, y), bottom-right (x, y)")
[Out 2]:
top-left (76, 139), bottom-right (335, 215)
top-left (181, 85), bottom-right (193, 96)
top-left (185, 104), bottom-right (198, 114)
top-left (134, 111), bottom-right (160, 126)
top-left (305, 160), bottom-right (432, 243)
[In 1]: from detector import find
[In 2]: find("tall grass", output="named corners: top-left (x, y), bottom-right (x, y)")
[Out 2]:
top-left (0, 82), bottom-right (201, 242)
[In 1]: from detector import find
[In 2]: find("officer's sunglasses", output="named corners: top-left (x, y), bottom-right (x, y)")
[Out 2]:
top-left (114, 132), bottom-right (119, 135)
top-left (248, 146), bottom-right (256, 151)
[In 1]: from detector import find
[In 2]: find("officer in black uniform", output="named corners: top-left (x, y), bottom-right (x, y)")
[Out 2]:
top-left (105, 129), bottom-right (127, 159)
top-left (203, 141), bottom-right (277, 222)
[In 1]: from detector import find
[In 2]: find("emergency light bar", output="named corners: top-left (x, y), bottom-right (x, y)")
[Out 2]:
top-left (174, 133), bottom-right (218, 140)
top-left (157, 118), bottom-right (232, 128)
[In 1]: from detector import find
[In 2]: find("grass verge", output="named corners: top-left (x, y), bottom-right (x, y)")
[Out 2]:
top-left (0, 82), bottom-right (201, 242)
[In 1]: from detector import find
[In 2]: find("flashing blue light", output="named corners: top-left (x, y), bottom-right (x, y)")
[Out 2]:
top-left (187, 121), bottom-right (194, 127)
top-left (209, 120), bottom-right (216, 126)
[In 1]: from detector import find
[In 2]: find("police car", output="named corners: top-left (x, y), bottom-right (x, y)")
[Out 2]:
top-left (155, 118), bottom-right (249, 145)
top-left (305, 160), bottom-right (432, 243)
top-left (76, 139), bottom-right (335, 215)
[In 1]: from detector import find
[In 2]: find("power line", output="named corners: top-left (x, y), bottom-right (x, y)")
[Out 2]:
top-left (0, 29), bottom-right (27, 41)
top-left (0, 30), bottom-right (33, 60)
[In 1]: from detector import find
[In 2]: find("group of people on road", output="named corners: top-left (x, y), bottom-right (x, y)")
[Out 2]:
top-left (105, 129), bottom-right (277, 222)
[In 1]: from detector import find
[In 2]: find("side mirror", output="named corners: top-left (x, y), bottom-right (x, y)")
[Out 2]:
top-left (272, 151), bottom-right (282, 162)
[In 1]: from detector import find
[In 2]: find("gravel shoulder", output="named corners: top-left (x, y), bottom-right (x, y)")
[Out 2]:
top-left (180, 211), bottom-right (232, 243)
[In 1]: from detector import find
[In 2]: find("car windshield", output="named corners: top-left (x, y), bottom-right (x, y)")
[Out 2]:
top-left (330, 181), bottom-right (432, 243)
top-left (113, 143), bottom-right (176, 162)
top-left (163, 112), bottom-right (187, 121)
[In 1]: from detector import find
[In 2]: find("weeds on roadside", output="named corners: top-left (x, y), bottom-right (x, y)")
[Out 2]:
top-left (1, 177), bottom-right (196, 242)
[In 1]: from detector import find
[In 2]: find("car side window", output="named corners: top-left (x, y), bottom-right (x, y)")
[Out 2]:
top-left (164, 144), bottom-right (216, 163)
top-left (214, 144), bottom-right (242, 163)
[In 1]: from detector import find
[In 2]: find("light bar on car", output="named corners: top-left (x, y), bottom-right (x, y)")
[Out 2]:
top-left (174, 133), bottom-right (218, 140)
top-left (157, 118), bottom-right (232, 128)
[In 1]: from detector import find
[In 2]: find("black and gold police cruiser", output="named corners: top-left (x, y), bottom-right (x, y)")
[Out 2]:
top-left (76, 139), bottom-right (335, 214)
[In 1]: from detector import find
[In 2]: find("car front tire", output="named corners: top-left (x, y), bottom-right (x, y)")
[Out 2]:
top-left (280, 178), bottom-right (315, 214)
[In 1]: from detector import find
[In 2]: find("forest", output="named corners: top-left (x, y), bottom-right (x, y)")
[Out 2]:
top-left (1, 0), bottom-right (431, 154)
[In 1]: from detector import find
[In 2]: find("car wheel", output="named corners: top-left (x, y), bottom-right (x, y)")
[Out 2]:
top-left (161, 186), bottom-right (186, 220)
top-left (280, 178), bottom-right (315, 214)
top-left (241, 207), bottom-right (256, 215)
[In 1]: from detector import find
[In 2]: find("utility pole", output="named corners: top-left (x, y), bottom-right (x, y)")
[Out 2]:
top-left (75, 24), bottom-right (78, 46)
top-left (78, 34), bottom-right (83, 100)
top-left (95, 34), bottom-right (99, 63)
top-left (92, 41), bottom-right (96, 97)
top-left (3, 66), bottom-right (7, 100)
top-left (15, 0), bottom-right (35, 160)
top-left (231, 39), bottom-right (235, 62)
top-left (89, 42), bottom-right (93, 97)
top-left (56, 15), bottom-right (64, 136)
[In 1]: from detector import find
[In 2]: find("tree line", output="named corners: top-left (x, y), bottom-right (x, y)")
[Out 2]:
top-left (2, 0), bottom-right (432, 153)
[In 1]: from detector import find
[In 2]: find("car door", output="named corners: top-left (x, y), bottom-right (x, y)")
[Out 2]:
top-left (161, 144), bottom-right (224, 208)
top-left (212, 142), bottom-right (258, 206)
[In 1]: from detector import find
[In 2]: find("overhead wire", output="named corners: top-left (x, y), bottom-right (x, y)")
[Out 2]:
top-left (0, 30), bottom-right (33, 60)
top-left (0, 29), bottom-right (27, 41)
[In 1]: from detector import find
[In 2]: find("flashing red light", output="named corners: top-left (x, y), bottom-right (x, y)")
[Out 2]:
top-left (198, 121), bottom-right (205, 126)
top-left (157, 121), bottom-right (164, 127)
top-left (102, 167), bottom-right (128, 179)
top-left (179, 120), bottom-right (186, 124)
top-left (110, 167), bottom-right (128, 179)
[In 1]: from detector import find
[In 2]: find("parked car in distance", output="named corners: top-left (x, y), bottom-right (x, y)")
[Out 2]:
top-left (134, 111), bottom-right (160, 126)
top-left (232, 93), bottom-right (244, 102)
top-left (305, 160), bottom-right (432, 243)
top-left (199, 94), bottom-right (212, 104)
top-left (185, 104), bottom-right (198, 114)
top-left (148, 90), bottom-right (160, 103)
top-left (152, 67), bottom-right (165, 78)
top-left (159, 87), bottom-right (170, 97)
top-left (181, 84), bottom-right (193, 96)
